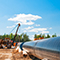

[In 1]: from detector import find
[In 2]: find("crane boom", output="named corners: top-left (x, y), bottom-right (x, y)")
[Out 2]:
top-left (13, 23), bottom-right (20, 44)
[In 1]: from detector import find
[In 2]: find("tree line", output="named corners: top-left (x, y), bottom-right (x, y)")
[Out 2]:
top-left (34, 33), bottom-right (57, 39)
top-left (0, 33), bottom-right (31, 42)
top-left (0, 33), bottom-right (57, 42)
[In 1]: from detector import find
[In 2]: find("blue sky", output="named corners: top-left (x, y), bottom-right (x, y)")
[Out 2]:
top-left (0, 0), bottom-right (60, 40)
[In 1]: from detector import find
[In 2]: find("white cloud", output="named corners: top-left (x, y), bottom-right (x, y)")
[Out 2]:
top-left (23, 27), bottom-right (47, 33)
top-left (15, 21), bottom-right (34, 25)
top-left (49, 27), bottom-right (52, 29)
top-left (8, 14), bottom-right (42, 25)
top-left (7, 25), bottom-right (15, 28)
top-left (36, 24), bottom-right (40, 26)
top-left (23, 26), bottom-right (34, 33)
top-left (28, 28), bottom-right (47, 32)
top-left (23, 30), bottom-right (27, 33)
top-left (24, 26), bottom-right (34, 30)
top-left (22, 21), bottom-right (34, 25)
top-left (40, 31), bottom-right (49, 34)
top-left (8, 14), bottom-right (42, 21)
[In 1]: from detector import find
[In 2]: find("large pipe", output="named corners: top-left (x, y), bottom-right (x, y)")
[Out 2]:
top-left (22, 37), bottom-right (60, 60)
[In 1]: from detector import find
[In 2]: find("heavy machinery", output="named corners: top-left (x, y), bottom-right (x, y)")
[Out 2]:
top-left (0, 23), bottom-right (20, 48)
top-left (22, 37), bottom-right (60, 60)
top-left (13, 23), bottom-right (20, 46)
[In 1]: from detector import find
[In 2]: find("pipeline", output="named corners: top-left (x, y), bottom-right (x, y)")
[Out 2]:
top-left (21, 37), bottom-right (60, 60)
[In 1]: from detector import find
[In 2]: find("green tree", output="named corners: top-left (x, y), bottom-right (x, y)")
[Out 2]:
top-left (39, 33), bottom-right (42, 37)
top-left (23, 33), bottom-right (30, 42)
top-left (15, 35), bottom-right (20, 42)
top-left (19, 34), bottom-right (23, 42)
top-left (37, 33), bottom-right (42, 38)
top-left (5, 34), bottom-right (9, 38)
top-left (52, 33), bottom-right (57, 37)
top-left (46, 34), bottom-right (50, 38)
top-left (34, 34), bottom-right (37, 38)
top-left (2, 34), bottom-right (5, 39)
top-left (9, 33), bottom-right (14, 39)
top-left (42, 34), bottom-right (45, 38)
top-left (37, 35), bottom-right (40, 38)
top-left (0, 35), bottom-right (2, 39)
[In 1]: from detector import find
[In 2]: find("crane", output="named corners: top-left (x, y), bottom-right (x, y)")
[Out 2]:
top-left (13, 23), bottom-right (20, 45)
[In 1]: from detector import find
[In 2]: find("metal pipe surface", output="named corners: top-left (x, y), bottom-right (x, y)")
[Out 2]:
top-left (22, 37), bottom-right (60, 60)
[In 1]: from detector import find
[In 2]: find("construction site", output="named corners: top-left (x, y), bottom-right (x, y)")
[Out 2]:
top-left (0, 23), bottom-right (60, 60)
top-left (0, 23), bottom-right (40, 60)
top-left (0, 0), bottom-right (60, 60)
